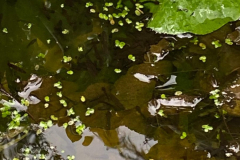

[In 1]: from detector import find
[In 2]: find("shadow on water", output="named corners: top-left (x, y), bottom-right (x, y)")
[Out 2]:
top-left (1, 0), bottom-right (240, 159)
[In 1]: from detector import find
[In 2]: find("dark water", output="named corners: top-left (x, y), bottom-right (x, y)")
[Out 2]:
top-left (1, 0), bottom-right (240, 159)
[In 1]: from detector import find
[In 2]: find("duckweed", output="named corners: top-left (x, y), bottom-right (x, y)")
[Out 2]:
top-left (135, 22), bottom-right (144, 31)
top-left (202, 124), bottom-right (213, 132)
top-left (212, 40), bottom-right (222, 48)
top-left (118, 20), bottom-right (124, 26)
top-left (125, 18), bottom-right (132, 24)
top-left (161, 94), bottom-right (166, 99)
top-left (67, 70), bottom-right (74, 75)
top-left (54, 81), bottom-right (62, 89)
top-left (180, 132), bottom-right (187, 139)
top-left (56, 91), bottom-right (62, 98)
top-left (209, 89), bottom-right (222, 106)
top-left (67, 108), bottom-right (75, 116)
top-left (199, 43), bottom-right (206, 49)
top-left (21, 99), bottom-right (30, 107)
top-left (60, 99), bottom-right (67, 107)
top-left (62, 29), bottom-right (69, 34)
top-left (175, 91), bottom-right (182, 96)
top-left (76, 124), bottom-right (86, 134)
top-left (37, 53), bottom-right (45, 58)
top-left (27, 23), bottom-right (32, 29)
top-left (78, 47), bottom-right (83, 52)
top-left (81, 96), bottom-right (86, 102)
top-left (85, 108), bottom-right (94, 116)
top-left (67, 155), bottom-right (75, 160)
top-left (225, 38), bottom-right (233, 45)
top-left (190, 37), bottom-right (198, 45)
top-left (111, 28), bottom-right (119, 33)
top-left (90, 9), bottom-right (96, 13)
top-left (44, 96), bottom-right (50, 102)
top-left (63, 56), bottom-right (72, 63)
top-left (44, 103), bottom-right (49, 108)
top-left (99, 13), bottom-right (108, 20)
top-left (103, 7), bottom-right (108, 11)
top-left (1, 105), bottom-right (11, 118)
top-left (50, 115), bottom-right (58, 121)
top-left (115, 40), bottom-right (125, 49)
top-left (105, 2), bottom-right (113, 7)
top-left (85, 2), bottom-right (93, 8)
top-left (128, 54), bottom-right (135, 61)
top-left (114, 68), bottom-right (122, 73)
top-left (2, 28), bottom-right (8, 33)
top-left (158, 110), bottom-right (164, 117)
top-left (199, 56), bottom-right (206, 62)
top-left (63, 123), bottom-right (68, 129)
top-left (39, 120), bottom-right (53, 130)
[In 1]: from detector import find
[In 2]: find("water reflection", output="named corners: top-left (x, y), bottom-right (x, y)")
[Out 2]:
top-left (44, 125), bottom-right (157, 160)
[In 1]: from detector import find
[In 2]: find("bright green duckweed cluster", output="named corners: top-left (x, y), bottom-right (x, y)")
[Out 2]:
top-left (86, 1), bottom-right (145, 51)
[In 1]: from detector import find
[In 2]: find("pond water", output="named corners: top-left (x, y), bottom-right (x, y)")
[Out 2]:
top-left (1, 0), bottom-right (240, 160)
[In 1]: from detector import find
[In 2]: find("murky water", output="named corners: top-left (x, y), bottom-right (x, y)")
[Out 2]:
top-left (1, 0), bottom-right (240, 160)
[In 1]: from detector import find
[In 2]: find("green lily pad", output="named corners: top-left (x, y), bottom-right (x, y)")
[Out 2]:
top-left (146, 0), bottom-right (240, 35)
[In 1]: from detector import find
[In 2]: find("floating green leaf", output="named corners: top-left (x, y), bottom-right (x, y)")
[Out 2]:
top-left (146, 0), bottom-right (240, 35)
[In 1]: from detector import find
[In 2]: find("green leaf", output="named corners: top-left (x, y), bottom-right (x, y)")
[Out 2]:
top-left (146, 0), bottom-right (240, 35)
